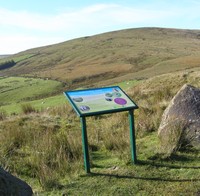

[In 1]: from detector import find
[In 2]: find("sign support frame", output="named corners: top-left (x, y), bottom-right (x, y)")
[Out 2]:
top-left (129, 110), bottom-right (137, 164)
top-left (64, 86), bottom-right (138, 173)
top-left (80, 116), bottom-right (90, 173)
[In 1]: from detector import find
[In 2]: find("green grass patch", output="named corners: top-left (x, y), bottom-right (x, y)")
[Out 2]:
top-left (0, 76), bottom-right (139, 115)
top-left (0, 54), bottom-right (36, 64)
top-left (0, 77), bottom-right (64, 113)
top-left (32, 132), bottom-right (200, 195)
top-left (12, 54), bottom-right (36, 63)
top-left (113, 80), bottom-right (140, 90)
top-left (1, 94), bottom-right (66, 114)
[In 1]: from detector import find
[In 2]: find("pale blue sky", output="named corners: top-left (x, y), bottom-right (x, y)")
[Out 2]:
top-left (1, 0), bottom-right (200, 54)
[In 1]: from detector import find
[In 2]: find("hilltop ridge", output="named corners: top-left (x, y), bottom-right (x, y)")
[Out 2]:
top-left (1, 27), bottom-right (200, 87)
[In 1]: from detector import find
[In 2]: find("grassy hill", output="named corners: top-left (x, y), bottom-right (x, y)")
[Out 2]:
top-left (0, 27), bottom-right (200, 195)
top-left (1, 27), bottom-right (200, 88)
top-left (0, 77), bottom-right (65, 114)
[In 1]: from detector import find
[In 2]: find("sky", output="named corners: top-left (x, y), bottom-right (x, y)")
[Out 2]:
top-left (1, 0), bottom-right (200, 54)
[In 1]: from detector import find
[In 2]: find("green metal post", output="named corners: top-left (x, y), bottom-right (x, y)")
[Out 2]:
top-left (129, 110), bottom-right (137, 164)
top-left (80, 117), bottom-right (90, 173)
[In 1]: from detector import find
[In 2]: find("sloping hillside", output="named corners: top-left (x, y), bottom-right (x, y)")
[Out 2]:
top-left (1, 27), bottom-right (200, 87)
top-left (1, 28), bottom-right (200, 194)
top-left (0, 55), bottom-right (11, 59)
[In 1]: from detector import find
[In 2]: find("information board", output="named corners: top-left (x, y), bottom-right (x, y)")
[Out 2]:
top-left (64, 86), bottom-right (138, 117)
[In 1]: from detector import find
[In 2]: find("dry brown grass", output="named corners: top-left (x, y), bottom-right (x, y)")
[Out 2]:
top-left (0, 112), bottom-right (82, 190)
top-left (2, 27), bottom-right (200, 87)
top-left (1, 69), bottom-right (200, 191)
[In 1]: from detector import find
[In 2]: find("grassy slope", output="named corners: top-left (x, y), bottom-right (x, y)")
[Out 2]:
top-left (0, 55), bottom-right (11, 59)
top-left (1, 94), bottom-right (65, 114)
top-left (39, 70), bottom-right (200, 195)
top-left (0, 71), bottom-right (200, 195)
top-left (0, 77), bottom-right (138, 114)
top-left (58, 141), bottom-right (200, 196)
top-left (0, 27), bottom-right (200, 195)
top-left (0, 77), bottom-right (64, 114)
top-left (41, 127), bottom-right (200, 195)
top-left (1, 28), bottom-right (200, 88)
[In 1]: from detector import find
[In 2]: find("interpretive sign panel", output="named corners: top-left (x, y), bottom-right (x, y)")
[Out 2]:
top-left (64, 86), bottom-right (138, 173)
top-left (64, 86), bottom-right (138, 117)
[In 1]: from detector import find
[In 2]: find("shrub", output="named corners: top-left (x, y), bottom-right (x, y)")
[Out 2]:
top-left (21, 103), bottom-right (37, 114)
top-left (0, 110), bottom-right (7, 121)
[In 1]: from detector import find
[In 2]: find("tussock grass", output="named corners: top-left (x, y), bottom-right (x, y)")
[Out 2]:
top-left (0, 112), bottom-right (82, 190)
top-left (21, 103), bottom-right (37, 114)
top-left (94, 113), bottom-right (129, 152)
top-left (0, 110), bottom-right (7, 121)
top-left (0, 70), bottom-right (200, 194)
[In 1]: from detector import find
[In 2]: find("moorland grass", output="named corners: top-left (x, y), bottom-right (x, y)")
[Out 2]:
top-left (2, 28), bottom-right (200, 87)
top-left (0, 109), bottom-right (7, 120)
top-left (0, 71), bottom-right (200, 195)
top-left (0, 77), bottom-right (65, 114)
top-left (0, 110), bottom-right (199, 195)
top-left (0, 77), bottom-right (63, 105)
top-left (1, 27), bottom-right (200, 195)
top-left (0, 54), bottom-right (35, 64)
top-left (21, 103), bottom-right (38, 114)
top-left (1, 94), bottom-right (66, 114)
top-left (0, 77), bottom-right (138, 115)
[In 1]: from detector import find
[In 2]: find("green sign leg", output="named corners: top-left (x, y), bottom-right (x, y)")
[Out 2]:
top-left (80, 117), bottom-right (90, 173)
top-left (129, 110), bottom-right (137, 164)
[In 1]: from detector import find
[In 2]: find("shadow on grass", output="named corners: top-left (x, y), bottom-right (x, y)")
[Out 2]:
top-left (86, 171), bottom-right (200, 183)
top-left (85, 154), bottom-right (200, 183)
top-left (137, 159), bottom-right (200, 170)
top-left (88, 150), bottom-right (200, 183)
top-left (145, 153), bottom-right (200, 169)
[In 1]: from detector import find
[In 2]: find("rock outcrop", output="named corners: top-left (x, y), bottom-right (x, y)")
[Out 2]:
top-left (158, 84), bottom-right (200, 154)
top-left (0, 167), bottom-right (33, 195)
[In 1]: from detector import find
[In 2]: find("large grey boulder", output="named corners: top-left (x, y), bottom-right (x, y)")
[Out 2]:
top-left (0, 167), bottom-right (33, 196)
top-left (158, 84), bottom-right (200, 154)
